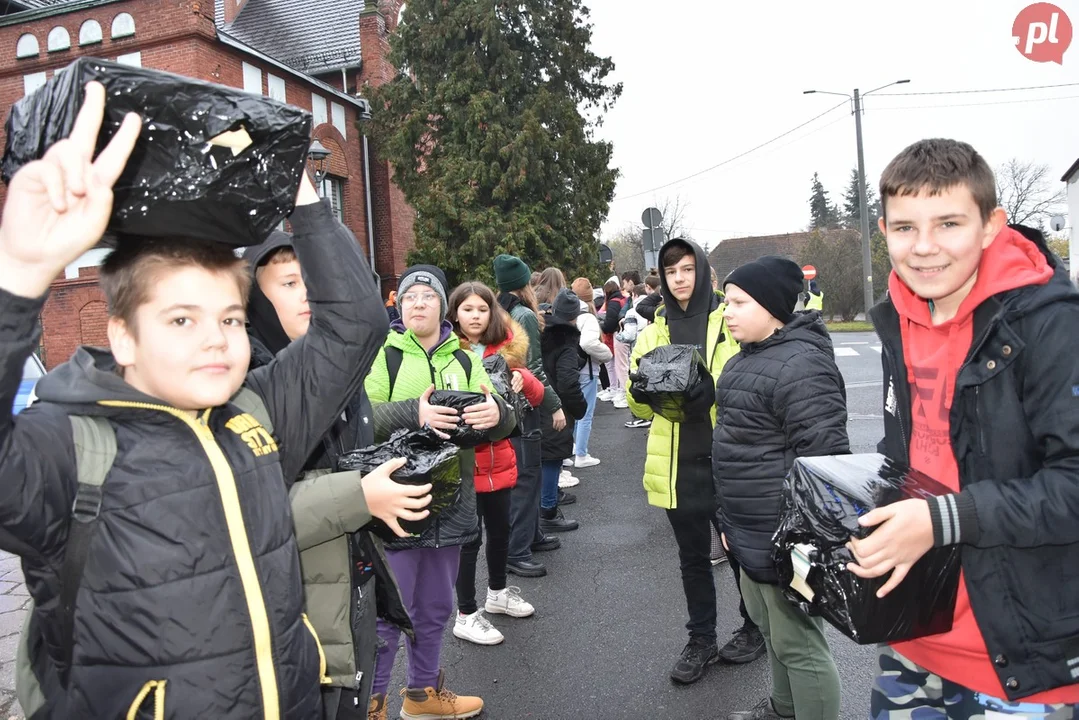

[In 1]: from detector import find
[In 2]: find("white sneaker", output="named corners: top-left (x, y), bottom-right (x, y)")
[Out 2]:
top-left (485, 586), bottom-right (535, 618)
top-left (574, 454), bottom-right (601, 469)
top-left (597, 388), bottom-right (614, 402)
top-left (562, 458), bottom-right (573, 467)
top-left (453, 611), bottom-right (504, 645)
top-left (612, 394), bottom-right (629, 409)
top-left (558, 470), bottom-right (580, 488)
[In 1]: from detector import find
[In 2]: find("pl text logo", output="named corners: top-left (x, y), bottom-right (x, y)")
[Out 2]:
top-left (1013, 3), bottom-right (1072, 64)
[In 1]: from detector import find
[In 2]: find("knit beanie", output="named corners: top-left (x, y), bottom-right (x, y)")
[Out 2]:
top-left (397, 264), bottom-right (449, 323)
top-left (493, 254), bottom-right (531, 292)
top-left (548, 288), bottom-right (582, 327)
top-left (723, 256), bottom-right (804, 324)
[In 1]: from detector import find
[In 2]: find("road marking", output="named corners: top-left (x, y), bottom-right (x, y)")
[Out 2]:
top-left (872, 346), bottom-right (882, 353)
top-left (846, 380), bottom-right (883, 389)
top-left (834, 347), bottom-right (859, 357)
top-left (849, 413), bottom-right (884, 420)
top-left (842, 341), bottom-right (869, 345)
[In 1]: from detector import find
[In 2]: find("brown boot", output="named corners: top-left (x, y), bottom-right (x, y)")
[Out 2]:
top-left (399, 670), bottom-right (484, 719)
top-left (367, 692), bottom-right (387, 720)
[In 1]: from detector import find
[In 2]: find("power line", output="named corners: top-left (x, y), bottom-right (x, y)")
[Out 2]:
top-left (875, 82), bottom-right (1079, 97)
top-left (872, 93), bottom-right (1079, 110)
top-left (612, 100), bottom-right (848, 202)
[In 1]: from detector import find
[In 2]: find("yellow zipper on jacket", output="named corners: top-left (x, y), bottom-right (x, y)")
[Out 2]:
top-left (99, 400), bottom-right (280, 720)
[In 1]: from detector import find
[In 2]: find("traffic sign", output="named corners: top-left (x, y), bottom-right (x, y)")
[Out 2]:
top-left (802, 265), bottom-right (817, 280)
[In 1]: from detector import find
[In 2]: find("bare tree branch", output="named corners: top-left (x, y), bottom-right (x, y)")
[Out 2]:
top-left (997, 158), bottom-right (1068, 228)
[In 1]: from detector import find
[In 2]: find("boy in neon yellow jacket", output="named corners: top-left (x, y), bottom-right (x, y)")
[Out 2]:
top-left (626, 238), bottom-right (763, 684)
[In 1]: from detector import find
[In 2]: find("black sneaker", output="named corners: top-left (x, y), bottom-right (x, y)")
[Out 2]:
top-left (669, 638), bottom-right (720, 684)
top-left (557, 489), bottom-right (577, 506)
top-left (718, 624), bottom-right (766, 664)
top-left (540, 506), bottom-right (579, 533)
top-left (728, 698), bottom-right (794, 720)
top-left (625, 418), bottom-right (652, 428)
top-left (531, 534), bottom-right (561, 552)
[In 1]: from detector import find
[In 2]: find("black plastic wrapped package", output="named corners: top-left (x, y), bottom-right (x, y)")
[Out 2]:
top-left (428, 390), bottom-right (489, 448)
top-left (2, 57), bottom-right (312, 248)
top-left (338, 428), bottom-right (461, 541)
top-left (773, 454), bottom-right (961, 645)
top-left (481, 354), bottom-right (526, 437)
top-left (629, 344), bottom-right (711, 423)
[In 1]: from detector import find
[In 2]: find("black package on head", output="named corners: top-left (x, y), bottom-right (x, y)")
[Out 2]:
top-left (482, 355), bottom-right (526, 435)
top-left (773, 453), bottom-right (961, 645)
top-left (2, 57), bottom-right (312, 248)
top-left (429, 390), bottom-right (489, 448)
top-left (338, 428), bottom-right (461, 541)
top-left (629, 344), bottom-right (711, 423)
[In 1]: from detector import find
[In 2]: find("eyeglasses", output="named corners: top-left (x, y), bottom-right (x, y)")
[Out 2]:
top-left (401, 291), bottom-right (439, 307)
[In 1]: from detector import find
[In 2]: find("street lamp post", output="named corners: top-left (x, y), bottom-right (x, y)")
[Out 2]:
top-left (804, 79), bottom-right (910, 316)
top-left (307, 140), bottom-right (332, 196)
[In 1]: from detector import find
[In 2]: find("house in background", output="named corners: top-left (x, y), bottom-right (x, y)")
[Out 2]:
top-left (1062, 158), bottom-right (1079, 282)
top-left (707, 232), bottom-right (813, 278)
top-left (0, 0), bottom-right (414, 368)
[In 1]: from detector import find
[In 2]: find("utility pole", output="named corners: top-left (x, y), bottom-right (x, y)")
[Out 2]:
top-left (804, 79), bottom-right (910, 316)
top-left (853, 88), bottom-right (873, 317)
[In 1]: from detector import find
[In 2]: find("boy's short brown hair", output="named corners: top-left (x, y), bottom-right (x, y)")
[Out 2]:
top-left (254, 245), bottom-right (298, 281)
top-left (879, 139), bottom-right (998, 224)
top-left (660, 241), bottom-right (693, 269)
top-left (101, 237), bottom-right (251, 333)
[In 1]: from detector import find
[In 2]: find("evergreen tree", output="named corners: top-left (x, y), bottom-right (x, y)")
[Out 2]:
top-left (842, 168), bottom-right (882, 231)
top-left (368, 0), bottom-right (622, 286)
top-left (808, 172), bottom-right (840, 230)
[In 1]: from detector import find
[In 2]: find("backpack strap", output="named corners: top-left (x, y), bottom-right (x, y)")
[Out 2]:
top-left (385, 346), bottom-right (404, 398)
top-left (232, 386), bottom-right (274, 435)
top-left (60, 415), bottom-right (117, 679)
top-left (452, 350), bottom-right (473, 387)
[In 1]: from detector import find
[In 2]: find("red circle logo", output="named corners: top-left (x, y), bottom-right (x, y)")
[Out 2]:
top-left (1013, 3), bottom-right (1072, 64)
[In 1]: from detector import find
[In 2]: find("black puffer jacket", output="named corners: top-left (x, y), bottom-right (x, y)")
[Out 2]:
top-left (540, 323), bottom-right (588, 460)
top-left (0, 200), bottom-right (384, 719)
top-left (712, 312), bottom-right (849, 584)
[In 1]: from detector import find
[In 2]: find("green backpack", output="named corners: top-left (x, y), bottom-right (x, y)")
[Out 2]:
top-left (15, 389), bottom-right (272, 717)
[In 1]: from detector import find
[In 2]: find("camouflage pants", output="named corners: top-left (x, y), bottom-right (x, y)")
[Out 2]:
top-left (871, 645), bottom-right (1076, 719)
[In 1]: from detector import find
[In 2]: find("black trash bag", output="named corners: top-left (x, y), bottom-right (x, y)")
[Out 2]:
top-left (338, 428), bottom-right (461, 542)
top-left (2, 57), bottom-right (312, 248)
top-left (482, 355), bottom-right (525, 438)
top-left (428, 390), bottom-right (489, 448)
top-left (773, 453), bottom-right (961, 645)
top-left (629, 344), bottom-right (711, 423)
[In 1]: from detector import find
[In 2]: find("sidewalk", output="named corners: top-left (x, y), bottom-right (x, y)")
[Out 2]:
top-left (0, 552), bottom-right (29, 719)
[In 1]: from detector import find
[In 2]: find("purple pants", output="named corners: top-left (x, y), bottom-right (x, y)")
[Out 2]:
top-left (373, 546), bottom-right (461, 694)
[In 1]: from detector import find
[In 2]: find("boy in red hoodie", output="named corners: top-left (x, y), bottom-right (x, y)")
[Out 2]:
top-left (849, 138), bottom-right (1079, 718)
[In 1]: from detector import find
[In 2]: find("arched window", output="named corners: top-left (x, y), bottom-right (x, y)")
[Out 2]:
top-left (79, 20), bottom-right (103, 46)
top-left (16, 33), bottom-right (38, 59)
top-left (47, 26), bottom-right (71, 53)
top-left (111, 12), bottom-right (135, 39)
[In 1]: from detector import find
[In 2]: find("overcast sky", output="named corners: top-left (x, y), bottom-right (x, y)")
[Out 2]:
top-left (586, 0), bottom-right (1079, 249)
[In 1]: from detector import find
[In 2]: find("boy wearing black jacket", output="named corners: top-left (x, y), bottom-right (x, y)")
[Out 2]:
top-left (0, 83), bottom-right (381, 719)
top-left (713, 256), bottom-right (847, 720)
top-left (854, 139), bottom-right (1079, 715)
top-left (244, 234), bottom-right (431, 720)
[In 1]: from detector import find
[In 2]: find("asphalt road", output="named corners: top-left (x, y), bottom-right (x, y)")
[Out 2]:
top-left (385, 330), bottom-right (888, 720)
top-left (0, 331), bottom-right (887, 720)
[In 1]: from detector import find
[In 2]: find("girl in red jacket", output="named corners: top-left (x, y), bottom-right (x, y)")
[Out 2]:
top-left (448, 281), bottom-right (545, 646)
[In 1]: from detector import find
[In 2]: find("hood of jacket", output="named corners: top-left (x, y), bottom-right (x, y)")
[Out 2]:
top-left (387, 319), bottom-right (457, 356)
top-left (658, 238), bottom-right (720, 350)
top-left (540, 322), bottom-right (581, 353)
top-left (739, 310), bottom-right (834, 357)
top-left (242, 230), bottom-right (295, 356)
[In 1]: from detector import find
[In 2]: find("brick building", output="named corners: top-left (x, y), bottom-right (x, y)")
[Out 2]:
top-left (0, 0), bottom-right (415, 368)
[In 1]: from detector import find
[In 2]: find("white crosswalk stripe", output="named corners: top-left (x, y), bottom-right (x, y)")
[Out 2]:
top-left (833, 345), bottom-right (883, 357)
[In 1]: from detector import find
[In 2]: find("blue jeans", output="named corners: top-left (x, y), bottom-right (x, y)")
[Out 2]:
top-left (573, 375), bottom-right (599, 457)
top-left (540, 460), bottom-right (562, 510)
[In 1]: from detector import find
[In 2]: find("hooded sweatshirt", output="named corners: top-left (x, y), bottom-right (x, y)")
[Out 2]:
top-left (242, 233), bottom-right (374, 470)
top-left (658, 238), bottom-right (722, 504)
top-left (887, 226), bottom-right (1076, 703)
